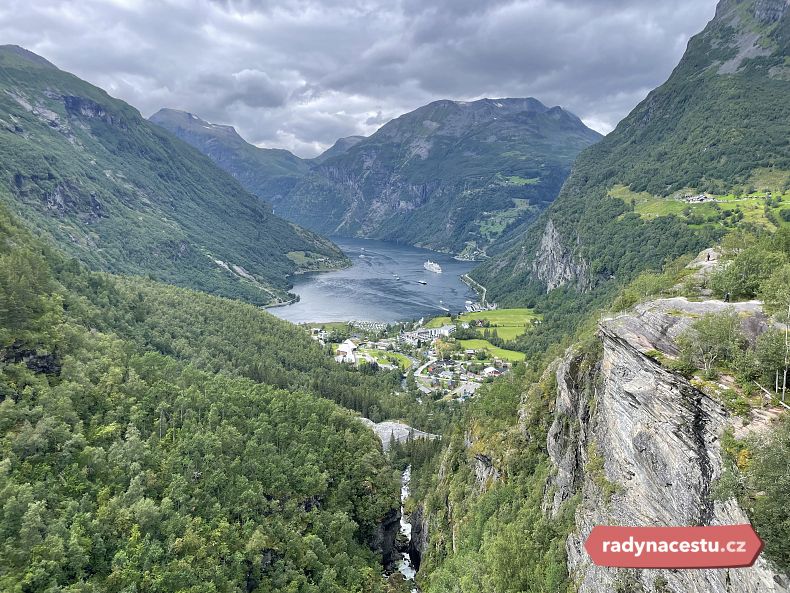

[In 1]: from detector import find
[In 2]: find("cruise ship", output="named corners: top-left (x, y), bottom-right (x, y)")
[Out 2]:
top-left (424, 260), bottom-right (442, 273)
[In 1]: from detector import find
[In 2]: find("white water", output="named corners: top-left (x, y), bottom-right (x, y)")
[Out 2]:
top-left (397, 465), bottom-right (419, 591)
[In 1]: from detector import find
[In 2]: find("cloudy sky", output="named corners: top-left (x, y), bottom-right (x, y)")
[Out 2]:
top-left (0, 0), bottom-right (718, 157)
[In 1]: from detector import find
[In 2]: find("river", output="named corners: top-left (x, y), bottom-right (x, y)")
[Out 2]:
top-left (398, 465), bottom-right (419, 592)
top-left (270, 237), bottom-right (478, 323)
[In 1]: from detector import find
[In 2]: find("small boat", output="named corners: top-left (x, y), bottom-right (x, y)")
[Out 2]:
top-left (395, 276), bottom-right (400, 280)
top-left (359, 254), bottom-right (365, 258)
top-left (418, 280), bottom-right (427, 285)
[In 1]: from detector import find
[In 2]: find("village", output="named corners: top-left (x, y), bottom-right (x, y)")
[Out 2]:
top-left (306, 308), bottom-right (538, 403)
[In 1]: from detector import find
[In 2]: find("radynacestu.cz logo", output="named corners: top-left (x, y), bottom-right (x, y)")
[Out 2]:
top-left (584, 525), bottom-right (763, 569)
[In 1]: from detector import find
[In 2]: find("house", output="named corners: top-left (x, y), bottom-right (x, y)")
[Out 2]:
top-left (335, 339), bottom-right (359, 364)
top-left (482, 366), bottom-right (502, 378)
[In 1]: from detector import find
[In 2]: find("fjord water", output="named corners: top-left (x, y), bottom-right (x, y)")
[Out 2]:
top-left (270, 237), bottom-right (477, 323)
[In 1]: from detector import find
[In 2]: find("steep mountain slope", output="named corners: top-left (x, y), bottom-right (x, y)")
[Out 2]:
top-left (0, 201), bottom-right (403, 592)
top-left (473, 0), bottom-right (790, 310)
top-left (281, 98), bottom-right (602, 257)
top-left (408, 238), bottom-right (790, 592)
top-left (149, 108), bottom-right (310, 204)
top-left (0, 46), bottom-right (347, 306)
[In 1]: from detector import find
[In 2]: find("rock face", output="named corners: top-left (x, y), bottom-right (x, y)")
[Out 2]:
top-left (370, 507), bottom-right (401, 570)
top-left (408, 503), bottom-right (429, 570)
top-left (546, 299), bottom-right (788, 593)
top-left (531, 220), bottom-right (590, 292)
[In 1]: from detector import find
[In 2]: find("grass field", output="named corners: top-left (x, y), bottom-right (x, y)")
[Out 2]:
top-left (478, 198), bottom-right (533, 240)
top-left (458, 339), bottom-right (526, 362)
top-left (307, 321), bottom-right (351, 332)
top-left (609, 182), bottom-right (790, 230)
top-left (425, 307), bottom-right (540, 340)
top-left (360, 348), bottom-right (412, 370)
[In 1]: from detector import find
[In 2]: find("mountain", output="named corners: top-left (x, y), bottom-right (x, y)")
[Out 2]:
top-left (0, 199), bottom-right (405, 592)
top-left (312, 135), bottom-right (365, 164)
top-left (283, 98), bottom-right (602, 258)
top-left (472, 0), bottom-right (790, 314)
top-left (0, 46), bottom-right (347, 306)
top-left (149, 108), bottom-right (310, 204)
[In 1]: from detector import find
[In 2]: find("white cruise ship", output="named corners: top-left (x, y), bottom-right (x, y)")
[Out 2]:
top-left (424, 260), bottom-right (442, 273)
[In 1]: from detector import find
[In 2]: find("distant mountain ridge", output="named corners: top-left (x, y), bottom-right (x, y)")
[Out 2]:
top-left (274, 97), bottom-right (602, 258)
top-left (149, 108), bottom-right (310, 205)
top-left (0, 45), bottom-right (347, 305)
top-left (153, 98), bottom-right (601, 258)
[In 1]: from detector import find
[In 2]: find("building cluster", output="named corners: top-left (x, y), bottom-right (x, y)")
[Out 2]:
top-left (682, 193), bottom-right (715, 203)
top-left (398, 324), bottom-right (456, 346)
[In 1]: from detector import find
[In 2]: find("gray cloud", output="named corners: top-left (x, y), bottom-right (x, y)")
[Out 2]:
top-left (0, 0), bottom-right (717, 157)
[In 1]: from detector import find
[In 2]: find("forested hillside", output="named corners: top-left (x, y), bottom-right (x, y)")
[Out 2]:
top-left (0, 202), bottom-right (411, 592)
top-left (407, 226), bottom-right (790, 592)
top-left (149, 108), bottom-right (310, 207)
top-left (0, 46), bottom-right (347, 306)
top-left (472, 0), bottom-right (790, 355)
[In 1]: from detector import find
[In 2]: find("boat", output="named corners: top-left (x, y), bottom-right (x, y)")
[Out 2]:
top-left (418, 280), bottom-right (427, 285)
top-left (395, 276), bottom-right (400, 280)
top-left (424, 260), bottom-right (442, 273)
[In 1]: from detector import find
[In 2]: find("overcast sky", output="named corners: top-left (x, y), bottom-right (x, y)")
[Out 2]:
top-left (0, 0), bottom-right (718, 157)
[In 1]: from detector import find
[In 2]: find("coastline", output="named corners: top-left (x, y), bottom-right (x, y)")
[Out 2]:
top-left (460, 273), bottom-right (487, 304)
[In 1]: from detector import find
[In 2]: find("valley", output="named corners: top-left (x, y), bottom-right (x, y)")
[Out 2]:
top-left (1, 1), bottom-right (789, 592)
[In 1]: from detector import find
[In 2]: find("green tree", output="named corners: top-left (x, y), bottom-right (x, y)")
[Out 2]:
top-left (759, 264), bottom-right (790, 400)
top-left (678, 310), bottom-right (745, 377)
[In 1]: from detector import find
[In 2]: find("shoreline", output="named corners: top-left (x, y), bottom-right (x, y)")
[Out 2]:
top-left (461, 273), bottom-right (487, 304)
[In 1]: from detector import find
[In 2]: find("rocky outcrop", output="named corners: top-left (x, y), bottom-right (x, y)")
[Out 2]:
top-left (0, 343), bottom-right (61, 377)
top-left (370, 507), bottom-right (401, 570)
top-left (546, 299), bottom-right (788, 593)
top-left (531, 220), bottom-right (590, 292)
top-left (358, 418), bottom-right (439, 451)
top-left (753, 0), bottom-right (788, 24)
top-left (472, 453), bottom-right (501, 491)
top-left (408, 503), bottom-right (429, 570)
top-left (64, 95), bottom-right (127, 129)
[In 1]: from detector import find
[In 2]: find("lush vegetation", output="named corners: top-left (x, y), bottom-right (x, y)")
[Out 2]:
top-left (0, 204), bottom-right (406, 592)
top-left (150, 109), bottom-right (310, 207)
top-left (411, 349), bottom-right (596, 592)
top-left (471, 0), bottom-right (790, 354)
top-left (718, 419), bottom-right (790, 572)
top-left (0, 46), bottom-right (346, 306)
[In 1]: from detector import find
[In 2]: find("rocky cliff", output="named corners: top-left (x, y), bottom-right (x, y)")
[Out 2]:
top-left (531, 220), bottom-right (591, 292)
top-left (546, 298), bottom-right (788, 592)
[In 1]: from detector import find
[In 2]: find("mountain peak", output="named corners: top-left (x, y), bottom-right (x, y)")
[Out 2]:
top-left (150, 108), bottom-right (243, 142)
top-left (685, 0), bottom-right (790, 76)
top-left (0, 45), bottom-right (58, 69)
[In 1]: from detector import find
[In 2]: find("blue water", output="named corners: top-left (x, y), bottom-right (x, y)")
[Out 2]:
top-left (270, 237), bottom-right (478, 323)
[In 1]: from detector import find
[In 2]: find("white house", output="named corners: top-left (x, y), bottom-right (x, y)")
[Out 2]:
top-left (335, 339), bottom-right (358, 364)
